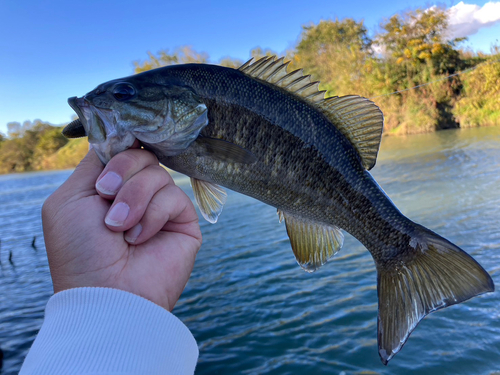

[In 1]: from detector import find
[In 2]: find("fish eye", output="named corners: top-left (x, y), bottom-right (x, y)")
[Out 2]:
top-left (112, 83), bottom-right (136, 101)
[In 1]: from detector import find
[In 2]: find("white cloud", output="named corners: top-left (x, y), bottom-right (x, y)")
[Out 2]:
top-left (447, 1), bottom-right (500, 39)
top-left (371, 43), bottom-right (385, 56)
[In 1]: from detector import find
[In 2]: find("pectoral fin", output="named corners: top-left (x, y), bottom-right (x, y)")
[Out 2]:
top-left (191, 178), bottom-right (227, 223)
top-left (195, 137), bottom-right (257, 164)
top-left (279, 211), bottom-right (344, 272)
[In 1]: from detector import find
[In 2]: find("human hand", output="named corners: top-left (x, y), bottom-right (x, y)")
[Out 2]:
top-left (42, 147), bottom-right (202, 311)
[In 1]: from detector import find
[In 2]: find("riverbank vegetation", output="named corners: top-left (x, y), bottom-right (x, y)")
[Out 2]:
top-left (1, 6), bottom-right (499, 174)
top-left (0, 120), bottom-right (88, 174)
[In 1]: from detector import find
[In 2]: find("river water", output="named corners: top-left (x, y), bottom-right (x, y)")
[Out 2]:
top-left (0, 126), bottom-right (499, 374)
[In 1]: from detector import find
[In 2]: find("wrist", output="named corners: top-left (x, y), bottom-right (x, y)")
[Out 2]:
top-left (21, 287), bottom-right (199, 374)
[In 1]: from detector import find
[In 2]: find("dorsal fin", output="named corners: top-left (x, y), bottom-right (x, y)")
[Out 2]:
top-left (239, 56), bottom-right (322, 99)
top-left (238, 56), bottom-right (384, 170)
top-left (318, 96), bottom-right (383, 170)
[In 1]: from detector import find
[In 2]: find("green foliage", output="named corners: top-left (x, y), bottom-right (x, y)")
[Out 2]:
top-left (293, 19), bottom-right (373, 96)
top-left (134, 45), bottom-right (251, 72)
top-left (39, 138), bottom-right (88, 170)
top-left (218, 56), bottom-right (244, 69)
top-left (134, 46), bottom-right (210, 73)
top-left (250, 47), bottom-right (280, 60)
top-left (0, 121), bottom-right (72, 174)
top-left (32, 126), bottom-right (69, 170)
top-left (6, 122), bottom-right (22, 138)
top-left (454, 58), bottom-right (500, 127)
top-left (378, 7), bottom-right (463, 76)
top-left (0, 137), bottom-right (33, 173)
top-left (35, 126), bottom-right (68, 154)
top-left (371, 7), bottom-right (469, 133)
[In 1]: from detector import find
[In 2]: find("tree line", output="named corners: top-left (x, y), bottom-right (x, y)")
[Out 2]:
top-left (1, 6), bottom-right (499, 174)
top-left (0, 120), bottom-right (88, 174)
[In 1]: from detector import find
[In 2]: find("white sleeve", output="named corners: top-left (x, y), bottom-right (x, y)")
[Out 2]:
top-left (19, 287), bottom-right (199, 375)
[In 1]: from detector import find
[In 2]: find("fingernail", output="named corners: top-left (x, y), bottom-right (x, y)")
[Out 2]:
top-left (96, 172), bottom-right (122, 195)
top-left (105, 202), bottom-right (130, 227)
top-left (125, 223), bottom-right (143, 243)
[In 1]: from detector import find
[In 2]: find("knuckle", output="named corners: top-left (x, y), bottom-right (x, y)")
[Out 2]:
top-left (106, 149), bottom-right (158, 177)
top-left (166, 184), bottom-right (183, 199)
top-left (131, 148), bottom-right (158, 165)
top-left (149, 185), bottom-right (181, 217)
top-left (115, 151), bottom-right (142, 170)
top-left (148, 198), bottom-right (165, 217)
top-left (151, 165), bottom-right (174, 185)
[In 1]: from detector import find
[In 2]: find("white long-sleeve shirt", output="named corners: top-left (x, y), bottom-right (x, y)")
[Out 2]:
top-left (20, 287), bottom-right (199, 374)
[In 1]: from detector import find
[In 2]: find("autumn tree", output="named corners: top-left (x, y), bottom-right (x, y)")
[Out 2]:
top-left (133, 45), bottom-right (251, 72)
top-left (134, 46), bottom-right (209, 73)
top-left (293, 19), bottom-right (373, 96)
top-left (454, 58), bottom-right (500, 127)
top-left (249, 47), bottom-right (280, 60)
top-left (7, 121), bottom-right (22, 138)
top-left (0, 120), bottom-right (70, 173)
top-left (374, 7), bottom-right (468, 132)
top-left (377, 7), bottom-right (465, 86)
top-left (218, 56), bottom-right (244, 69)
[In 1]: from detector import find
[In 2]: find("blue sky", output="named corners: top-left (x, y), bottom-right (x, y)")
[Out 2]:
top-left (1, 0), bottom-right (499, 135)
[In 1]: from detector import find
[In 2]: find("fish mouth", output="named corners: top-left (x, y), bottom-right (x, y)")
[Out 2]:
top-left (67, 96), bottom-right (137, 164)
top-left (67, 97), bottom-right (85, 125)
top-left (67, 96), bottom-right (109, 143)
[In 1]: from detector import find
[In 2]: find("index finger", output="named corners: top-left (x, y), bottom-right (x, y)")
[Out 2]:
top-left (95, 148), bottom-right (162, 198)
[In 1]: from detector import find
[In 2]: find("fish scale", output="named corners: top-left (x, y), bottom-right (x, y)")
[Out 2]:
top-left (64, 56), bottom-right (494, 365)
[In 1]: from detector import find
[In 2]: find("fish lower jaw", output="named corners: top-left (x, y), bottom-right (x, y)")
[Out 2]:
top-left (92, 132), bottom-right (137, 164)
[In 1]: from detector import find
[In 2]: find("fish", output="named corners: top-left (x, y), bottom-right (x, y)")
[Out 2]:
top-left (64, 56), bottom-right (494, 365)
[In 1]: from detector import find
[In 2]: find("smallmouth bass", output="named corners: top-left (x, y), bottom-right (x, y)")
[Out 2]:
top-left (64, 56), bottom-right (494, 364)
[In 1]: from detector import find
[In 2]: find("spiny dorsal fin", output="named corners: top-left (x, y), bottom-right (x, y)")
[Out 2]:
top-left (191, 178), bottom-right (227, 224)
top-left (239, 56), bottom-right (324, 102)
top-left (239, 56), bottom-right (384, 170)
top-left (278, 210), bottom-right (344, 272)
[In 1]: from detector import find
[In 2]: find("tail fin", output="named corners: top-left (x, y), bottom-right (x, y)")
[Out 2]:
top-left (377, 225), bottom-right (494, 365)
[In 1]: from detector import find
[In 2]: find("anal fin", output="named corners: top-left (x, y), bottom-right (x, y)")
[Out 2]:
top-left (280, 211), bottom-right (344, 272)
top-left (191, 178), bottom-right (227, 224)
